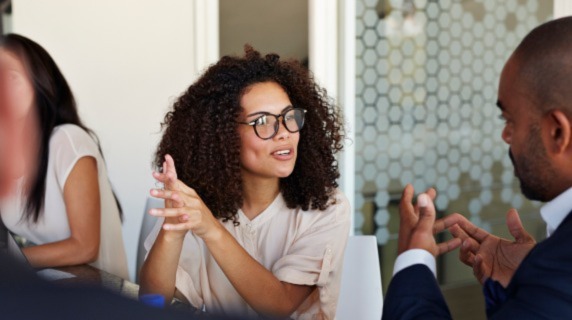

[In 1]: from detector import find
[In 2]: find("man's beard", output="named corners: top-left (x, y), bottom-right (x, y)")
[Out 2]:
top-left (509, 125), bottom-right (555, 202)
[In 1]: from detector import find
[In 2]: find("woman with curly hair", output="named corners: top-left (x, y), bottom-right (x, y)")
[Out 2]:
top-left (140, 47), bottom-right (350, 319)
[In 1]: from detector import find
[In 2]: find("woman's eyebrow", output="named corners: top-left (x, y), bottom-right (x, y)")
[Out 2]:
top-left (246, 111), bottom-right (270, 118)
top-left (245, 105), bottom-right (293, 117)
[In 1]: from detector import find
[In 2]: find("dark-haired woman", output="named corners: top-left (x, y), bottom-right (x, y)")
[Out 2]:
top-left (140, 47), bottom-right (350, 319)
top-left (0, 34), bottom-right (128, 279)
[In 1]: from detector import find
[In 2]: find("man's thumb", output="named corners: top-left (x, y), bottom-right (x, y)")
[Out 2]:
top-left (506, 208), bottom-right (534, 242)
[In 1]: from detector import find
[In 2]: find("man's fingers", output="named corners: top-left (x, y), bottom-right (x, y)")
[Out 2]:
top-left (461, 237), bottom-right (479, 254)
top-left (399, 184), bottom-right (417, 225)
top-left (399, 184), bottom-right (414, 210)
top-left (448, 224), bottom-right (480, 267)
top-left (416, 193), bottom-right (436, 234)
top-left (506, 208), bottom-right (535, 243)
top-left (447, 223), bottom-right (469, 241)
top-left (436, 213), bottom-right (470, 230)
top-left (434, 213), bottom-right (465, 234)
top-left (461, 251), bottom-right (476, 267)
top-left (437, 237), bottom-right (462, 255)
top-left (439, 213), bottom-right (489, 243)
top-left (447, 223), bottom-right (483, 266)
top-left (460, 238), bottom-right (479, 266)
top-left (425, 187), bottom-right (437, 201)
top-left (474, 254), bottom-right (489, 284)
top-left (398, 184), bottom-right (415, 254)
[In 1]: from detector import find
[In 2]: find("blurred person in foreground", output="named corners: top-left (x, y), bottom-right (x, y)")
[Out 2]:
top-left (0, 34), bottom-right (128, 278)
top-left (0, 35), bottom-right (239, 320)
top-left (383, 16), bottom-right (572, 319)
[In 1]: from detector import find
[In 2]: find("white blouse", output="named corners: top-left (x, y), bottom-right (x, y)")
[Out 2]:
top-left (0, 124), bottom-right (129, 279)
top-left (145, 189), bottom-right (351, 319)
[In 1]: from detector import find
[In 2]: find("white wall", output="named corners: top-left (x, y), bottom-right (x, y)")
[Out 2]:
top-left (308, 0), bottom-right (355, 233)
top-left (2, 12), bottom-right (11, 34)
top-left (555, 0), bottom-right (572, 18)
top-left (12, 0), bottom-right (217, 280)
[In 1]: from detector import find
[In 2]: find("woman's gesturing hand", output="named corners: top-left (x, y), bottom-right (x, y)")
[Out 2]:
top-left (150, 154), bottom-right (223, 242)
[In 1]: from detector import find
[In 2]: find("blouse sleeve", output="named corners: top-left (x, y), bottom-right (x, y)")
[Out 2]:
top-left (51, 125), bottom-right (100, 190)
top-left (175, 239), bottom-right (206, 309)
top-left (143, 218), bottom-right (205, 309)
top-left (272, 190), bottom-right (351, 289)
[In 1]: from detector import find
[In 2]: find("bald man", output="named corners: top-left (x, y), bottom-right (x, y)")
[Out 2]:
top-left (383, 16), bottom-right (572, 319)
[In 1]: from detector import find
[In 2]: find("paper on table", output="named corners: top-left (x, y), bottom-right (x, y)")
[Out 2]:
top-left (36, 268), bottom-right (76, 281)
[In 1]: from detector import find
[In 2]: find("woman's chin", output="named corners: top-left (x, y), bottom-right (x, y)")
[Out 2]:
top-left (274, 166), bottom-right (295, 178)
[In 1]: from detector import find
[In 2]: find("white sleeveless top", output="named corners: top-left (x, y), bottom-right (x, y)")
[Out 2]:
top-left (0, 124), bottom-right (128, 279)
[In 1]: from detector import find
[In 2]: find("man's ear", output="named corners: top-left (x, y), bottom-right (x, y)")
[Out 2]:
top-left (546, 110), bottom-right (571, 154)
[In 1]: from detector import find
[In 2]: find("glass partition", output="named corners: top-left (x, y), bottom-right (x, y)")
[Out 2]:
top-left (354, 0), bottom-right (553, 318)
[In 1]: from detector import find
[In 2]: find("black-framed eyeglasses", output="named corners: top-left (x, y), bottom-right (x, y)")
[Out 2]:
top-left (238, 107), bottom-right (307, 140)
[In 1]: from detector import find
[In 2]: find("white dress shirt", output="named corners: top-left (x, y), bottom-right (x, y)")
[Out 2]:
top-left (540, 187), bottom-right (572, 237)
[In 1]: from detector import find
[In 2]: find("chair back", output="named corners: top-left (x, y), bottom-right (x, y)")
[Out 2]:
top-left (135, 197), bottom-right (162, 283)
top-left (335, 235), bottom-right (383, 319)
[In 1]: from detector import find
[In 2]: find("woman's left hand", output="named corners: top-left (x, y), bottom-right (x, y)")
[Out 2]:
top-left (150, 155), bottom-right (223, 242)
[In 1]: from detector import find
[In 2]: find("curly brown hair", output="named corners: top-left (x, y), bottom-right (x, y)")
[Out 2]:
top-left (155, 46), bottom-right (344, 224)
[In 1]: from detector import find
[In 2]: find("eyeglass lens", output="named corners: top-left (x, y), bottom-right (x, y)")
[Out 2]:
top-left (254, 109), bottom-right (305, 139)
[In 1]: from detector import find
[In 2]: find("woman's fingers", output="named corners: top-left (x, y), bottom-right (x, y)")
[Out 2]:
top-left (150, 188), bottom-right (185, 208)
top-left (149, 207), bottom-right (202, 231)
top-left (178, 181), bottom-right (197, 196)
top-left (150, 188), bottom-right (177, 199)
top-left (152, 170), bottom-right (168, 183)
top-left (162, 213), bottom-right (203, 231)
top-left (151, 155), bottom-right (179, 189)
top-left (149, 207), bottom-right (193, 219)
top-left (152, 172), bottom-right (198, 200)
top-left (163, 222), bottom-right (193, 231)
top-left (163, 154), bottom-right (178, 189)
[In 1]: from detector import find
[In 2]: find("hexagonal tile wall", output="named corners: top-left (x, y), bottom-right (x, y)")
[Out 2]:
top-left (355, 0), bottom-right (549, 245)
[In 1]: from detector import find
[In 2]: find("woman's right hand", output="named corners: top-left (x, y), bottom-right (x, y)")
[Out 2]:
top-left (149, 154), bottom-right (224, 243)
top-left (150, 154), bottom-right (188, 239)
top-left (141, 154), bottom-right (188, 300)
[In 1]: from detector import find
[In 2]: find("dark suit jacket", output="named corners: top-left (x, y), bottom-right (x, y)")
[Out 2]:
top-left (382, 210), bottom-right (572, 320)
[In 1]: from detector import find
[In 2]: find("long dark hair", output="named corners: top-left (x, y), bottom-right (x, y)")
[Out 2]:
top-left (155, 46), bottom-right (344, 224)
top-left (0, 34), bottom-right (122, 223)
